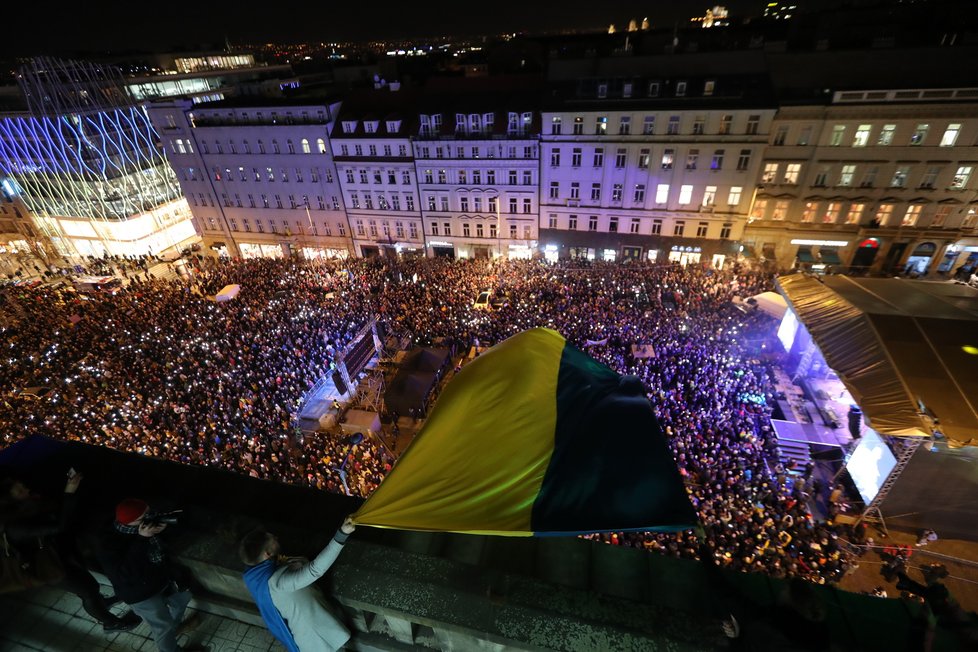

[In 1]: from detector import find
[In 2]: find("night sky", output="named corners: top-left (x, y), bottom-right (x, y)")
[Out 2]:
top-left (3, 1), bottom-right (841, 56)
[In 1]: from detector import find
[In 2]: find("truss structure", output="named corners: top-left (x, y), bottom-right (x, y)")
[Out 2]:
top-left (0, 58), bottom-right (184, 254)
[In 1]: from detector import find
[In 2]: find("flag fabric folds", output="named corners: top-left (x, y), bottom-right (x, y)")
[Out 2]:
top-left (351, 328), bottom-right (697, 536)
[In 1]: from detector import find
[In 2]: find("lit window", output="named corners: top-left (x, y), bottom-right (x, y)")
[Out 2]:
top-left (941, 123), bottom-right (961, 147)
top-left (852, 124), bottom-right (871, 147)
top-left (678, 185), bottom-right (693, 205)
top-left (656, 184), bottom-right (669, 203)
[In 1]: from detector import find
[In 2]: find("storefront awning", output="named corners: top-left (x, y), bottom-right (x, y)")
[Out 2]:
top-left (819, 248), bottom-right (842, 265)
top-left (777, 274), bottom-right (978, 447)
top-left (796, 247), bottom-right (816, 263)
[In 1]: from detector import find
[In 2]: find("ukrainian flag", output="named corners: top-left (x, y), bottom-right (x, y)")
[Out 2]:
top-left (352, 328), bottom-right (697, 536)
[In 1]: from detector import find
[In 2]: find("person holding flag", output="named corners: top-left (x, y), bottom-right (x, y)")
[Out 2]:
top-left (239, 517), bottom-right (356, 652)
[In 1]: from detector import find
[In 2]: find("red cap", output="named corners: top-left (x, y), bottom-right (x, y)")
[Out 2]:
top-left (115, 498), bottom-right (149, 524)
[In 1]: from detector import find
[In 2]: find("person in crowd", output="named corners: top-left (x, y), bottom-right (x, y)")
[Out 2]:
top-left (95, 498), bottom-right (208, 652)
top-left (239, 516), bottom-right (356, 652)
top-left (0, 472), bottom-right (141, 633)
top-left (2, 255), bottom-right (852, 585)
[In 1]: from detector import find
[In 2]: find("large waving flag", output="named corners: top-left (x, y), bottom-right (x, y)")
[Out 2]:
top-left (352, 328), bottom-right (697, 536)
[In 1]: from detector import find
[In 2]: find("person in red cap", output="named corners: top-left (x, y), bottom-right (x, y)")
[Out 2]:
top-left (95, 498), bottom-right (208, 652)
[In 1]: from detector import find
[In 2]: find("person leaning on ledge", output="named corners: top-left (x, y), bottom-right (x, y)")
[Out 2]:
top-left (95, 498), bottom-right (208, 652)
top-left (239, 516), bottom-right (356, 652)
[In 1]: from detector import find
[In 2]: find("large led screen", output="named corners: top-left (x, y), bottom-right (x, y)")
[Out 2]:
top-left (846, 430), bottom-right (898, 503)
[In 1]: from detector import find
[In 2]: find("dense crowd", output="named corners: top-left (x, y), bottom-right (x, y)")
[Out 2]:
top-left (0, 254), bottom-right (852, 584)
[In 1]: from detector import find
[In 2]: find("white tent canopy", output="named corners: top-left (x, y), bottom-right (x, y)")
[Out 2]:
top-left (749, 291), bottom-right (788, 320)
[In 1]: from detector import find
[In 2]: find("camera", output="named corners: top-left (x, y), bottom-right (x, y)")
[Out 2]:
top-left (143, 509), bottom-right (182, 527)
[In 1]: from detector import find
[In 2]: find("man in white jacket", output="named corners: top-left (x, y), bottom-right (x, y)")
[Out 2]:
top-left (239, 517), bottom-right (355, 652)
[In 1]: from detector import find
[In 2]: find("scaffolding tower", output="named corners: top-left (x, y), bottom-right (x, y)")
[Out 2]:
top-left (857, 437), bottom-right (922, 536)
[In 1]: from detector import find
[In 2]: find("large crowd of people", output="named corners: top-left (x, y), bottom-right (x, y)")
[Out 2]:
top-left (0, 253), bottom-right (853, 584)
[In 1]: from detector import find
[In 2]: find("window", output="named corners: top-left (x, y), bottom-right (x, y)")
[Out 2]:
top-left (784, 164), bottom-right (801, 185)
top-left (719, 115), bottom-right (732, 135)
top-left (772, 200), bottom-right (788, 221)
top-left (426, 195), bottom-right (436, 211)
top-left (902, 205), bottom-right (922, 226)
top-left (588, 216), bottom-right (598, 231)
top-left (359, 169), bottom-right (369, 184)
top-left (941, 123), bottom-right (961, 147)
top-left (648, 82), bottom-right (660, 97)
top-left (699, 185), bottom-right (716, 206)
top-left (523, 198), bottom-right (532, 213)
top-left (830, 125), bottom-right (846, 146)
top-left (736, 149), bottom-right (751, 171)
top-left (438, 169), bottom-right (447, 184)
top-left (875, 204), bottom-right (894, 226)
top-left (696, 222), bottom-right (708, 237)
top-left (921, 166), bottom-right (940, 189)
top-left (877, 125), bottom-right (895, 146)
top-left (720, 223), bottom-right (732, 239)
top-left (573, 116), bottom-right (584, 135)
top-left (440, 197), bottom-right (449, 211)
top-left (509, 223), bottom-right (517, 238)
top-left (678, 185), bottom-right (693, 205)
top-left (473, 170), bottom-right (481, 184)
top-left (550, 148), bottom-right (561, 166)
top-left (549, 182), bottom-right (559, 199)
top-left (402, 171), bottom-right (411, 185)
top-left (686, 149), bottom-right (699, 170)
top-left (728, 186), bottom-right (742, 205)
top-left (667, 115), bottom-right (680, 135)
top-left (673, 221), bottom-right (685, 236)
top-left (839, 164), bottom-right (856, 186)
top-left (593, 148), bottom-right (604, 167)
top-left (824, 202), bottom-right (841, 224)
top-left (569, 215), bottom-right (578, 230)
top-left (951, 166), bottom-right (973, 189)
top-left (571, 148), bottom-right (582, 167)
top-left (374, 170), bottom-right (383, 184)
top-left (431, 222), bottom-right (439, 236)
top-left (853, 124), bottom-right (871, 147)
top-left (443, 222), bottom-right (451, 236)
top-left (615, 148), bottom-right (627, 168)
top-left (612, 184), bottom-right (623, 202)
top-left (661, 149), bottom-right (675, 170)
top-left (591, 183), bottom-right (601, 201)
top-left (595, 116), bottom-right (607, 135)
top-left (651, 219), bottom-right (662, 235)
top-left (508, 170), bottom-right (518, 185)
top-left (691, 117), bottom-right (705, 135)
top-left (797, 127), bottom-right (812, 146)
top-left (773, 126), bottom-right (788, 146)
top-left (746, 115), bottom-right (760, 135)
top-left (487, 170), bottom-right (496, 184)
top-left (638, 149), bottom-right (650, 168)
top-left (406, 196), bottom-right (415, 211)
top-left (711, 149), bottom-right (724, 170)
top-left (890, 166), bottom-right (910, 188)
top-left (762, 163), bottom-right (778, 183)
top-left (861, 166), bottom-right (878, 188)
top-left (630, 218), bottom-right (641, 234)
top-left (267, 167), bottom-right (275, 182)
top-left (751, 199), bottom-right (768, 220)
top-left (551, 116), bottom-right (562, 135)
top-left (619, 116), bottom-right (631, 135)
top-left (656, 184), bottom-right (669, 204)
top-left (609, 217), bottom-right (618, 233)
top-left (910, 124), bottom-right (929, 145)
top-left (460, 196), bottom-right (469, 212)
top-left (846, 203), bottom-right (865, 225)
top-left (391, 195), bottom-right (401, 210)
top-left (643, 116), bottom-right (655, 135)
top-left (801, 202), bottom-right (818, 223)
top-left (634, 184), bottom-right (646, 202)
top-left (509, 197), bottom-right (518, 213)
top-left (675, 81), bottom-right (687, 97)
top-left (931, 205), bottom-right (951, 227)
top-left (548, 214), bottom-right (558, 228)
top-left (813, 167), bottom-right (829, 187)
top-left (704, 80), bottom-right (715, 96)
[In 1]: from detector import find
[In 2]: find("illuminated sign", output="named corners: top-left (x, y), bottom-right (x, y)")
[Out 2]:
top-left (790, 239), bottom-right (848, 247)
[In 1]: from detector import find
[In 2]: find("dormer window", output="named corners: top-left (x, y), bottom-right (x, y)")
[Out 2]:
top-left (364, 121), bottom-right (379, 133)
top-left (704, 80), bottom-right (716, 96)
top-left (676, 81), bottom-right (687, 97)
top-left (386, 119), bottom-right (401, 133)
top-left (342, 120), bottom-right (357, 134)
top-left (455, 113), bottom-right (467, 134)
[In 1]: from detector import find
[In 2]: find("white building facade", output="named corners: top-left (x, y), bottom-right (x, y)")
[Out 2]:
top-left (412, 108), bottom-right (539, 259)
top-left (330, 99), bottom-right (425, 258)
top-left (746, 89), bottom-right (978, 275)
top-left (540, 76), bottom-right (774, 267)
top-left (146, 99), bottom-right (353, 259)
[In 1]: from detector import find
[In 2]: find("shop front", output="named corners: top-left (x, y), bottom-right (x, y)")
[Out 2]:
top-left (903, 242), bottom-right (937, 275)
top-left (239, 242), bottom-right (284, 259)
top-left (850, 237), bottom-right (881, 271)
top-left (668, 245), bottom-right (702, 266)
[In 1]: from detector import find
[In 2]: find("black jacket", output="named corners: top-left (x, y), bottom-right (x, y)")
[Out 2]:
top-left (95, 525), bottom-right (173, 604)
